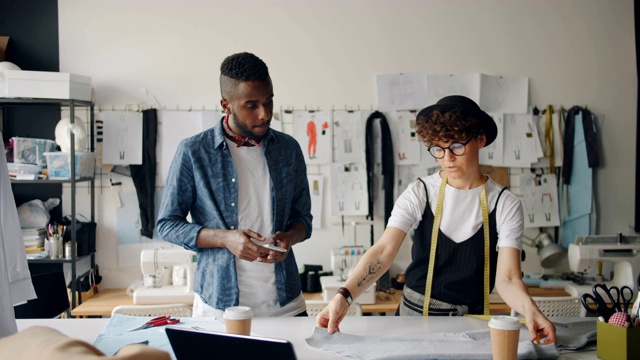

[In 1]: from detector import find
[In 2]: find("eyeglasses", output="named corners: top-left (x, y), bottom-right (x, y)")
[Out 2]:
top-left (428, 138), bottom-right (473, 159)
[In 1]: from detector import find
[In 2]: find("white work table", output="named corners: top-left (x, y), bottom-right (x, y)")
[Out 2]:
top-left (17, 317), bottom-right (597, 359)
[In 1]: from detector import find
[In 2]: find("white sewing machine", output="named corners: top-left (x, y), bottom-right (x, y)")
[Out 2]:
top-left (565, 234), bottom-right (640, 304)
top-left (133, 248), bottom-right (197, 305)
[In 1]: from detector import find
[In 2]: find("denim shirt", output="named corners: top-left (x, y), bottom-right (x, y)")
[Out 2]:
top-left (156, 120), bottom-right (312, 311)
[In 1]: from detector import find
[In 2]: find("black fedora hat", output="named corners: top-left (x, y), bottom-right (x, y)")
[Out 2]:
top-left (417, 95), bottom-right (498, 146)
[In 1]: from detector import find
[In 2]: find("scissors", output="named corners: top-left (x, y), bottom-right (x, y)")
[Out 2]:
top-left (608, 285), bottom-right (634, 314)
top-left (580, 284), bottom-right (619, 321)
top-left (129, 315), bottom-right (180, 332)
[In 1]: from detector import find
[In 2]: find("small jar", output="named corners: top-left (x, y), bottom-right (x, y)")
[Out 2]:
top-left (64, 242), bottom-right (74, 259)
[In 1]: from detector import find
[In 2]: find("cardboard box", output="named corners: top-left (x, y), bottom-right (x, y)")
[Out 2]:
top-left (0, 36), bottom-right (9, 61)
top-left (1, 70), bottom-right (91, 101)
top-left (597, 321), bottom-right (640, 360)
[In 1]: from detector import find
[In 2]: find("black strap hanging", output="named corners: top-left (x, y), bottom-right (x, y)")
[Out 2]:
top-left (561, 106), bottom-right (599, 185)
top-left (365, 111), bottom-right (395, 236)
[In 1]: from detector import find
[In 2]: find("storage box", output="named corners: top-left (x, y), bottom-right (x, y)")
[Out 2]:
top-left (6, 162), bottom-right (41, 175)
top-left (44, 151), bottom-right (95, 179)
top-left (1, 70), bottom-right (91, 101)
top-left (597, 321), bottom-right (640, 360)
top-left (321, 275), bottom-right (376, 305)
top-left (12, 137), bottom-right (57, 167)
top-left (0, 36), bottom-right (9, 61)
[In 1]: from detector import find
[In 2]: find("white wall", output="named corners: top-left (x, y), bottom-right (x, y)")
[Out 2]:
top-left (58, 0), bottom-right (637, 289)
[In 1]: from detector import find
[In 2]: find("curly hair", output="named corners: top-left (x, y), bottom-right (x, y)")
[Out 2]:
top-left (415, 110), bottom-right (485, 146)
top-left (220, 52), bottom-right (270, 98)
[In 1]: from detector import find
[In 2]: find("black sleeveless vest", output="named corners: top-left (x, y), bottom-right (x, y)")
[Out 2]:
top-left (404, 178), bottom-right (507, 314)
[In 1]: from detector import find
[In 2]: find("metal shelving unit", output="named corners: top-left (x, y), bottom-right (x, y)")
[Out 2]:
top-left (1, 97), bottom-right (95, 310)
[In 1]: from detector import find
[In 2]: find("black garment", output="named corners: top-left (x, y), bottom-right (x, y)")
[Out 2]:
top-left (404, 178), bottom-right (507, 315)
top-left (561, 106), bottom-right (599, 185)
top-left (365, 111), bottom-right (394, 225)
top-left (129, 109), bottom-right (158, 238)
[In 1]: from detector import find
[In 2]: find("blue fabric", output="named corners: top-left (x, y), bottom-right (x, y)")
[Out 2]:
top-left (560, 112), bottom-right (593, 248)
top-left (156, 120), bottom-right (312, 310)
top-left (93, 314), bottom-right (226, 359)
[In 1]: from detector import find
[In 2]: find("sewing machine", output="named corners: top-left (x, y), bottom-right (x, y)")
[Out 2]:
top-left (133, 248), bottom-right (197, 305)
top-left (325, 246), bottom-right (376, 304)
top-left (564, 234), bottom-right (640, 304)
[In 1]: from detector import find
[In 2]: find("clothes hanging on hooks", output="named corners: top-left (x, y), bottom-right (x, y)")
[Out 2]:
top-left (561, 106), bottom-right (600, 185)
top-left (365, 111), bottom-right (394, 229)
top-left (129, 109), bottom-right (158, 238)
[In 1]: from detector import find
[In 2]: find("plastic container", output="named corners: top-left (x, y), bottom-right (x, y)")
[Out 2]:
top-left (6, 162), bottom-right (41, 175)
top-left (44, 151), bottom-right (95, 179)
top-left (12, 137), bottom-right (57, 167)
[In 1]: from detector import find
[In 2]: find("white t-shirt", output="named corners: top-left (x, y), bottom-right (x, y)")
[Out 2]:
top-left (228, 140), bottom-right (305, 317)
top-left (387, 172), bottom-right (523, 250)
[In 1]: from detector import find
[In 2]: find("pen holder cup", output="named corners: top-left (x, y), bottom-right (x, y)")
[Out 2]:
top-left (597, 321), bottom-right (640, 360)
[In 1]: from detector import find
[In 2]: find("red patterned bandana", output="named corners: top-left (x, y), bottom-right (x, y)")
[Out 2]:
top-left (222, 115), bottom-right (261, 148)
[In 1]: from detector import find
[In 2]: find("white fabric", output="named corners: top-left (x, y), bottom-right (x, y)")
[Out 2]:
top-left (387, 172), bottom-right (523, 250)
top-left (226, 139), bottom-right (305, 317)
top-left (0, 135), bottom-right (36, 338)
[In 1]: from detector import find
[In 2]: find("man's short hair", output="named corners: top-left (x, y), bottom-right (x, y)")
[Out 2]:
top-left (220, 52), bottom-right (269, 81)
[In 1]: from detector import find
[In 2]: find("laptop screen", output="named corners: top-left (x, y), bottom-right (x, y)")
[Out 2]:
top-left (166, 327), bottom-right (297, 360)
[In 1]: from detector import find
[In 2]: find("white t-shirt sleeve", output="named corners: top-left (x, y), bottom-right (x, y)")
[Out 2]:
top-left (387, 180), bottom-right (425, 233)
top-left (495, 190), bottom-right (523, 251)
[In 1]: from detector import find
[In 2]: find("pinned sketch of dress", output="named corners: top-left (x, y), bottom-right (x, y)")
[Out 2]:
top-left (307, 120), bottom-right (317, 159)
top-left (117, 115), bottom-right (128, 160)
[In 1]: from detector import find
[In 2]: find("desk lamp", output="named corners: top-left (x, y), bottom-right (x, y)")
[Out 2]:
top-left (535, 233), bottom-right (566, 268)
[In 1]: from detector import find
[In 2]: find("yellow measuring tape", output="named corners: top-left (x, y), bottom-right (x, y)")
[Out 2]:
top-left (544, 104), bottom-right (554, 171)
top-left (423, 173), bottom-right (490, 316)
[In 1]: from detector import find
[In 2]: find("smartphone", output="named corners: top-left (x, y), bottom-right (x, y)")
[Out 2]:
top-left (250, 237), bottom-right (287, 253)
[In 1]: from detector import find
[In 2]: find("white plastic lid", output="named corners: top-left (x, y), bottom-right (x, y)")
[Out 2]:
top-left (223, 306), bottom-right (253, 320)
top-left (488, 315), bottom-right (521, 330)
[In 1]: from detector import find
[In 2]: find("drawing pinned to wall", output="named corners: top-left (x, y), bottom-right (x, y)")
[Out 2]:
top-left (292, 110), bottom-right (332, 164)
top-left (519, 173), bottom-right (560, 228)
top-left (388, 110), bottom-right (421, 165)
top-left (376, 72), bottom-right (427, 111)
top-left (331, 163), bottom-right (368, 216)
top-left (334, 110), bottom-right (368, 163)
top-left (425, 73), bottom-right (481, 106)
top-left (308, 175), bottom-right (324, 229)
top-left (479, 113), bottom-right (505, 166)
top-left (397, 163), bottom-right (438, 196)
top-left (158, 110), bottom-right (223, 186)
top-left (479, 74), bottom-right (529, 114)
top-left (99, 111), bottom-right (143, 165)
top-left (502, 113), bottom-right (539, 167)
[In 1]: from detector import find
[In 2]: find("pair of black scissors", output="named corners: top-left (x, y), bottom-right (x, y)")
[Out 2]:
top-left (607, 285), bottom-right (634, 314)
top-left (581, 284), bottom-right (620, 322)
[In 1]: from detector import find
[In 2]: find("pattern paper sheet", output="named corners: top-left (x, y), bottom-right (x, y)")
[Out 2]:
top-left (292, 110), bottom-right (333, 164)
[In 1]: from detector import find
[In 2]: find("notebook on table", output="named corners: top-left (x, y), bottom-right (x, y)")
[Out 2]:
top-left (166, 327), bottom-right (297, 360)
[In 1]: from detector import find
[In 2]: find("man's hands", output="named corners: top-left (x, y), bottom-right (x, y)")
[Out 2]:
top-left (224, 229), bottom-right (290, 263)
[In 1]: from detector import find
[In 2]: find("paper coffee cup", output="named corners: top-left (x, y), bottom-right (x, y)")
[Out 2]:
top-left (488, 315), bottom-right (521, 360)
top-left (223, 306), bottom-right (253, 335)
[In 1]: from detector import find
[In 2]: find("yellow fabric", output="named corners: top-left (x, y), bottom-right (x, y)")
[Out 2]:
top-left (0, 326), bottom-right (170, 360)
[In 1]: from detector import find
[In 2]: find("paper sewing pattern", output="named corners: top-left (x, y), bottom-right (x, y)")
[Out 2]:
top-left (376, 72), bottom-right (428, 111)
top-left (99, 111), bottom-right (143, 165)
top-left (502, 113), bottom-right (538, 167)
top-left (331, 163), bottom-right (368, 216)
top-left (519, 173), bottom-right (560, 228)
top-left (479, 112), bottom-right (505, 166)
top-left (333, 110), bottom-right (368, 164)
top-left (388, 110), bottom-right (421, 165)
top-left (426, 73), bottom-right (481, 106)
top-left (479, 74), bottom-right (529, 114)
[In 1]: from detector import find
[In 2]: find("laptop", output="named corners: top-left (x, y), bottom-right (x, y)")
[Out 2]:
top-left (166, 327), bottom-right (298, 360)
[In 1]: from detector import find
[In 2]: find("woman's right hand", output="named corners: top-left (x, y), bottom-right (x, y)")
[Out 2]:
top-left (316, 294), bottom-right (351, 334)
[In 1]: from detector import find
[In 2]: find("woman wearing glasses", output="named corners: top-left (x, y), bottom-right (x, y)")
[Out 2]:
top-left (317, 95), bottom-right (557, 344)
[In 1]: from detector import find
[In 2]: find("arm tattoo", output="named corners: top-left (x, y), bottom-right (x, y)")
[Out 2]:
top-left (357, 259), bottom-right (382, 288)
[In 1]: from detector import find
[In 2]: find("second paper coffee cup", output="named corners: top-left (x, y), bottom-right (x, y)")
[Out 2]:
top-left (488, 315), bottom-right (521, 360)
top-left (223, 306), bottom-right (253, 335)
